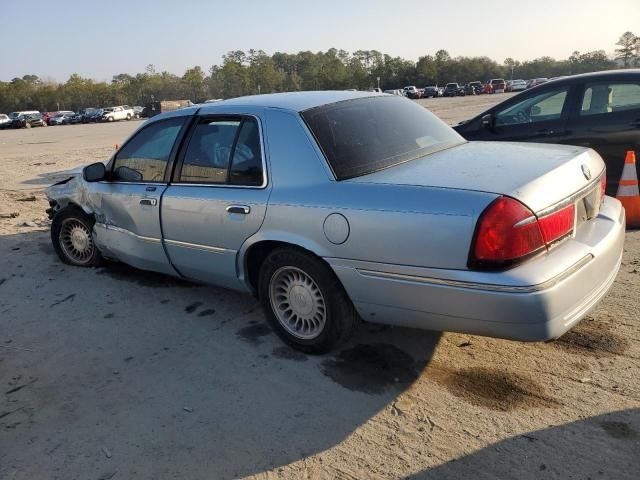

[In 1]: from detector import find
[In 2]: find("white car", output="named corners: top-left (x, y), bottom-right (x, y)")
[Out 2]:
top-left (0, 113), bottom-right (10, 129)
top-left (101, 106), bottom-right (134, 122)
top-left (509, 79), bottom-right (527, 92)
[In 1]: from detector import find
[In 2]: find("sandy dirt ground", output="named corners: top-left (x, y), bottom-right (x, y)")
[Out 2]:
top-left (0, 95), bottom-right (638, 480)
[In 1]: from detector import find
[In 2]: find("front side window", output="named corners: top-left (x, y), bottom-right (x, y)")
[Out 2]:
top-left (302, 96), bottom-right (464, 180)
top-left (179, 117), bottom-right (264, 186)
top-left (495, 87), bottom-right (568, 126)
top-left (113, 116), bottom-right (186, 182)
top-left (580, 82), bottom-right (640, 116)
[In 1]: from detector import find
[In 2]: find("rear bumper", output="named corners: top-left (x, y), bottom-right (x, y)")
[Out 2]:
top-left (328, 196), bottom-right (625, 341)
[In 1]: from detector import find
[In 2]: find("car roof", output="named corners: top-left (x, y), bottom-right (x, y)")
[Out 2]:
top-left (198, 90), bottom-right (382, 114)
top-left (545, 69), bottom-right (640, 85)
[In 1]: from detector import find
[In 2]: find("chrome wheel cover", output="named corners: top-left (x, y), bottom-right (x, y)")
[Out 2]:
top-left (269, 266), bottom-right (327, 340)
top-left (59, 218), bottom-right (94, 264)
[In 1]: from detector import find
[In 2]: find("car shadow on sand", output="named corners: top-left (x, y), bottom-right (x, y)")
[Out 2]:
top-left (0, 230), bottom-right (441, 479)
top-left (404, 408), bottom-right (640, 479)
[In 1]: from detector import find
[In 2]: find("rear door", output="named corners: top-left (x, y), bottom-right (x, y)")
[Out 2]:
top-left (91, 115), bottom-right (190, 274)
top-left (161, 114), bottom-right (271, 289)
top-left (566, 78), bottom-right (640, 194)
top-left (487, 84), bottom-right (574, 143)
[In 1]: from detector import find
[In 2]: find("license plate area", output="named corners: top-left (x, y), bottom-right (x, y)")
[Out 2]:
top-left (576, 184), bottom-right (602, 225)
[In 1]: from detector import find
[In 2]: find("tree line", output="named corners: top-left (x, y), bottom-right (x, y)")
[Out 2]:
top-left (1, 32), bottom-right (637, 113)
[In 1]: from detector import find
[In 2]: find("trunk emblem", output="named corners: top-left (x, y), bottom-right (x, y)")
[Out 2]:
top-left (581, 164), bottom-right (592, 180)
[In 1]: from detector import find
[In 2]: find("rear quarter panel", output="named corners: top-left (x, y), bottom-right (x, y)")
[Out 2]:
top-left (246, 108), bottom-right (497, 271)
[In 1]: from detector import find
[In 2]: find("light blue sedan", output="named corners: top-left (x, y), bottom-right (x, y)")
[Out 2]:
top-left (46, 91), bottom-right (625, 353)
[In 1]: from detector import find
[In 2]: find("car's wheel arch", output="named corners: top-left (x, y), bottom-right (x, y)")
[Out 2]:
top-left (238, 233), bottom-right (335, 295)
top-left (51, 198), bottom-right (97, 222)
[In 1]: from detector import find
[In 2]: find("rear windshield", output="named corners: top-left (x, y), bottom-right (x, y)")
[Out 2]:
top-left (301, 96), bottom-right (464, 180)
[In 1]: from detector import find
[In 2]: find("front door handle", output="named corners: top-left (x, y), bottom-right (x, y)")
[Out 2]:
top-left (630, 119), bottom-right (640, 128)
top-left (226, 205), bottom-right (251, 214)
top-left (140, 198), bottom-right (158, 206)
top-left (536, 128), bottom-right (555, 136)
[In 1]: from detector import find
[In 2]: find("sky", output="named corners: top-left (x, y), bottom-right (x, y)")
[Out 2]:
top-left (1, 0), bottom-right (638, 82)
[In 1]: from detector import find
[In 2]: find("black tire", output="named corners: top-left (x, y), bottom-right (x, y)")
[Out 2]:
top-left (258, 248), bottom-right (358, 354)
top-left (126, 114), bottom-right (131, 120)
top-left (51, 206), bottom-right (102, 267)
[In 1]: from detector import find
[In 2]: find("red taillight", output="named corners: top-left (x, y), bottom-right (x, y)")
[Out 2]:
top-left (471, 197), bottom-right (544, 267)
top-left (470, 197), bottom-right (575, 270)
top-left (538, 203), bottom-right (575, 244)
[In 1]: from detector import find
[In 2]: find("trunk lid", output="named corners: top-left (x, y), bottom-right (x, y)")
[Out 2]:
top-left (348, 141), bottom-right (605, 214)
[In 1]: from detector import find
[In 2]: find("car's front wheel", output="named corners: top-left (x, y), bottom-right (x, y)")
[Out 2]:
top-left (258, 248), bottom-right (357, 354)
top-left (51, 207), bottom-right (102, 267)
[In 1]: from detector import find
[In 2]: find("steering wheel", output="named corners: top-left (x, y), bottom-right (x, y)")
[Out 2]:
top-left (516, 111), bottom-right (530, 123)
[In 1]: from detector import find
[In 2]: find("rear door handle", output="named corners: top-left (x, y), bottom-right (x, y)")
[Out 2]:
top-left (536, 128), bottom-right (555, 135)
top-left (630, 119), bottom-right (640, 128)
top-left (140, 198), bottom-right (158, 206)
top-left (226, 205), bottom-right (251, 214)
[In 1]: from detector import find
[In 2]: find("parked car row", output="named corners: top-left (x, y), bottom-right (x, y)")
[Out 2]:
top-left (0, 111), bottom-right (48, 129)
top-left (0, 105), bottom-right (144, 129)
top-left (393, 77), bottom-right (557, 99)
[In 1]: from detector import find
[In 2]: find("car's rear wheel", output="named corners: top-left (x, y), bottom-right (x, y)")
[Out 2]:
top-left (126, 114), bottom-right (131, 120)
top-left (51, 207), bottom-right (102, 267)
top-left (258, 248), bottom-right (357, 354)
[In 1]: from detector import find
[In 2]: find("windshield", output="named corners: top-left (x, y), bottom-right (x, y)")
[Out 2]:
top-left (301, 96), bottom-right (464, 180)
top-left (446, 84), bottom-right (457, 88)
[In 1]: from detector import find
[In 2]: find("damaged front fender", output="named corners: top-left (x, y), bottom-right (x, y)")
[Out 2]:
top-left (45, 170), bottom-right (104, 221)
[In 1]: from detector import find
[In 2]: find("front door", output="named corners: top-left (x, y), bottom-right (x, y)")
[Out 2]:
top-left (92, 115), bottom-right (190, 275)
top-left (489, 85), bottom-right (572, 144)
top-left (161, 115), bottom-right (271, 289)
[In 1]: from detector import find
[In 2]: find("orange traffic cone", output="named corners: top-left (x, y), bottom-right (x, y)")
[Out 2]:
top-left (616, 150), bottom-right (640, 229)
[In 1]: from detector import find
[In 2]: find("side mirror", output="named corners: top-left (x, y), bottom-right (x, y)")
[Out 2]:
top-left (83, 162), bottom-right (106, 182)
top-left (481, 113), bottom-right (495, 130)
top-left (530, 105), bottom-right (541, 116)
top-left (115, 165), bottom-right (143, 182)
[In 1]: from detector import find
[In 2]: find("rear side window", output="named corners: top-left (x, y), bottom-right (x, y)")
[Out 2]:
top-left (580, 82), bottom-right (640, 116)
top-left (301, 96), bottom-right (463, 180)
top-left (113, 116), bottom-right (186, 182)
top-left (179, 117), bottom-right (263, 186)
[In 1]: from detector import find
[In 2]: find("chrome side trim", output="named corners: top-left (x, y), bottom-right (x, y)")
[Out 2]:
top-left (94, 223), bottom-right (161, 243)
top-left (164, 238), bottom-right (232, 254)
top-left (356, 254), bottom-right (593, 293)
